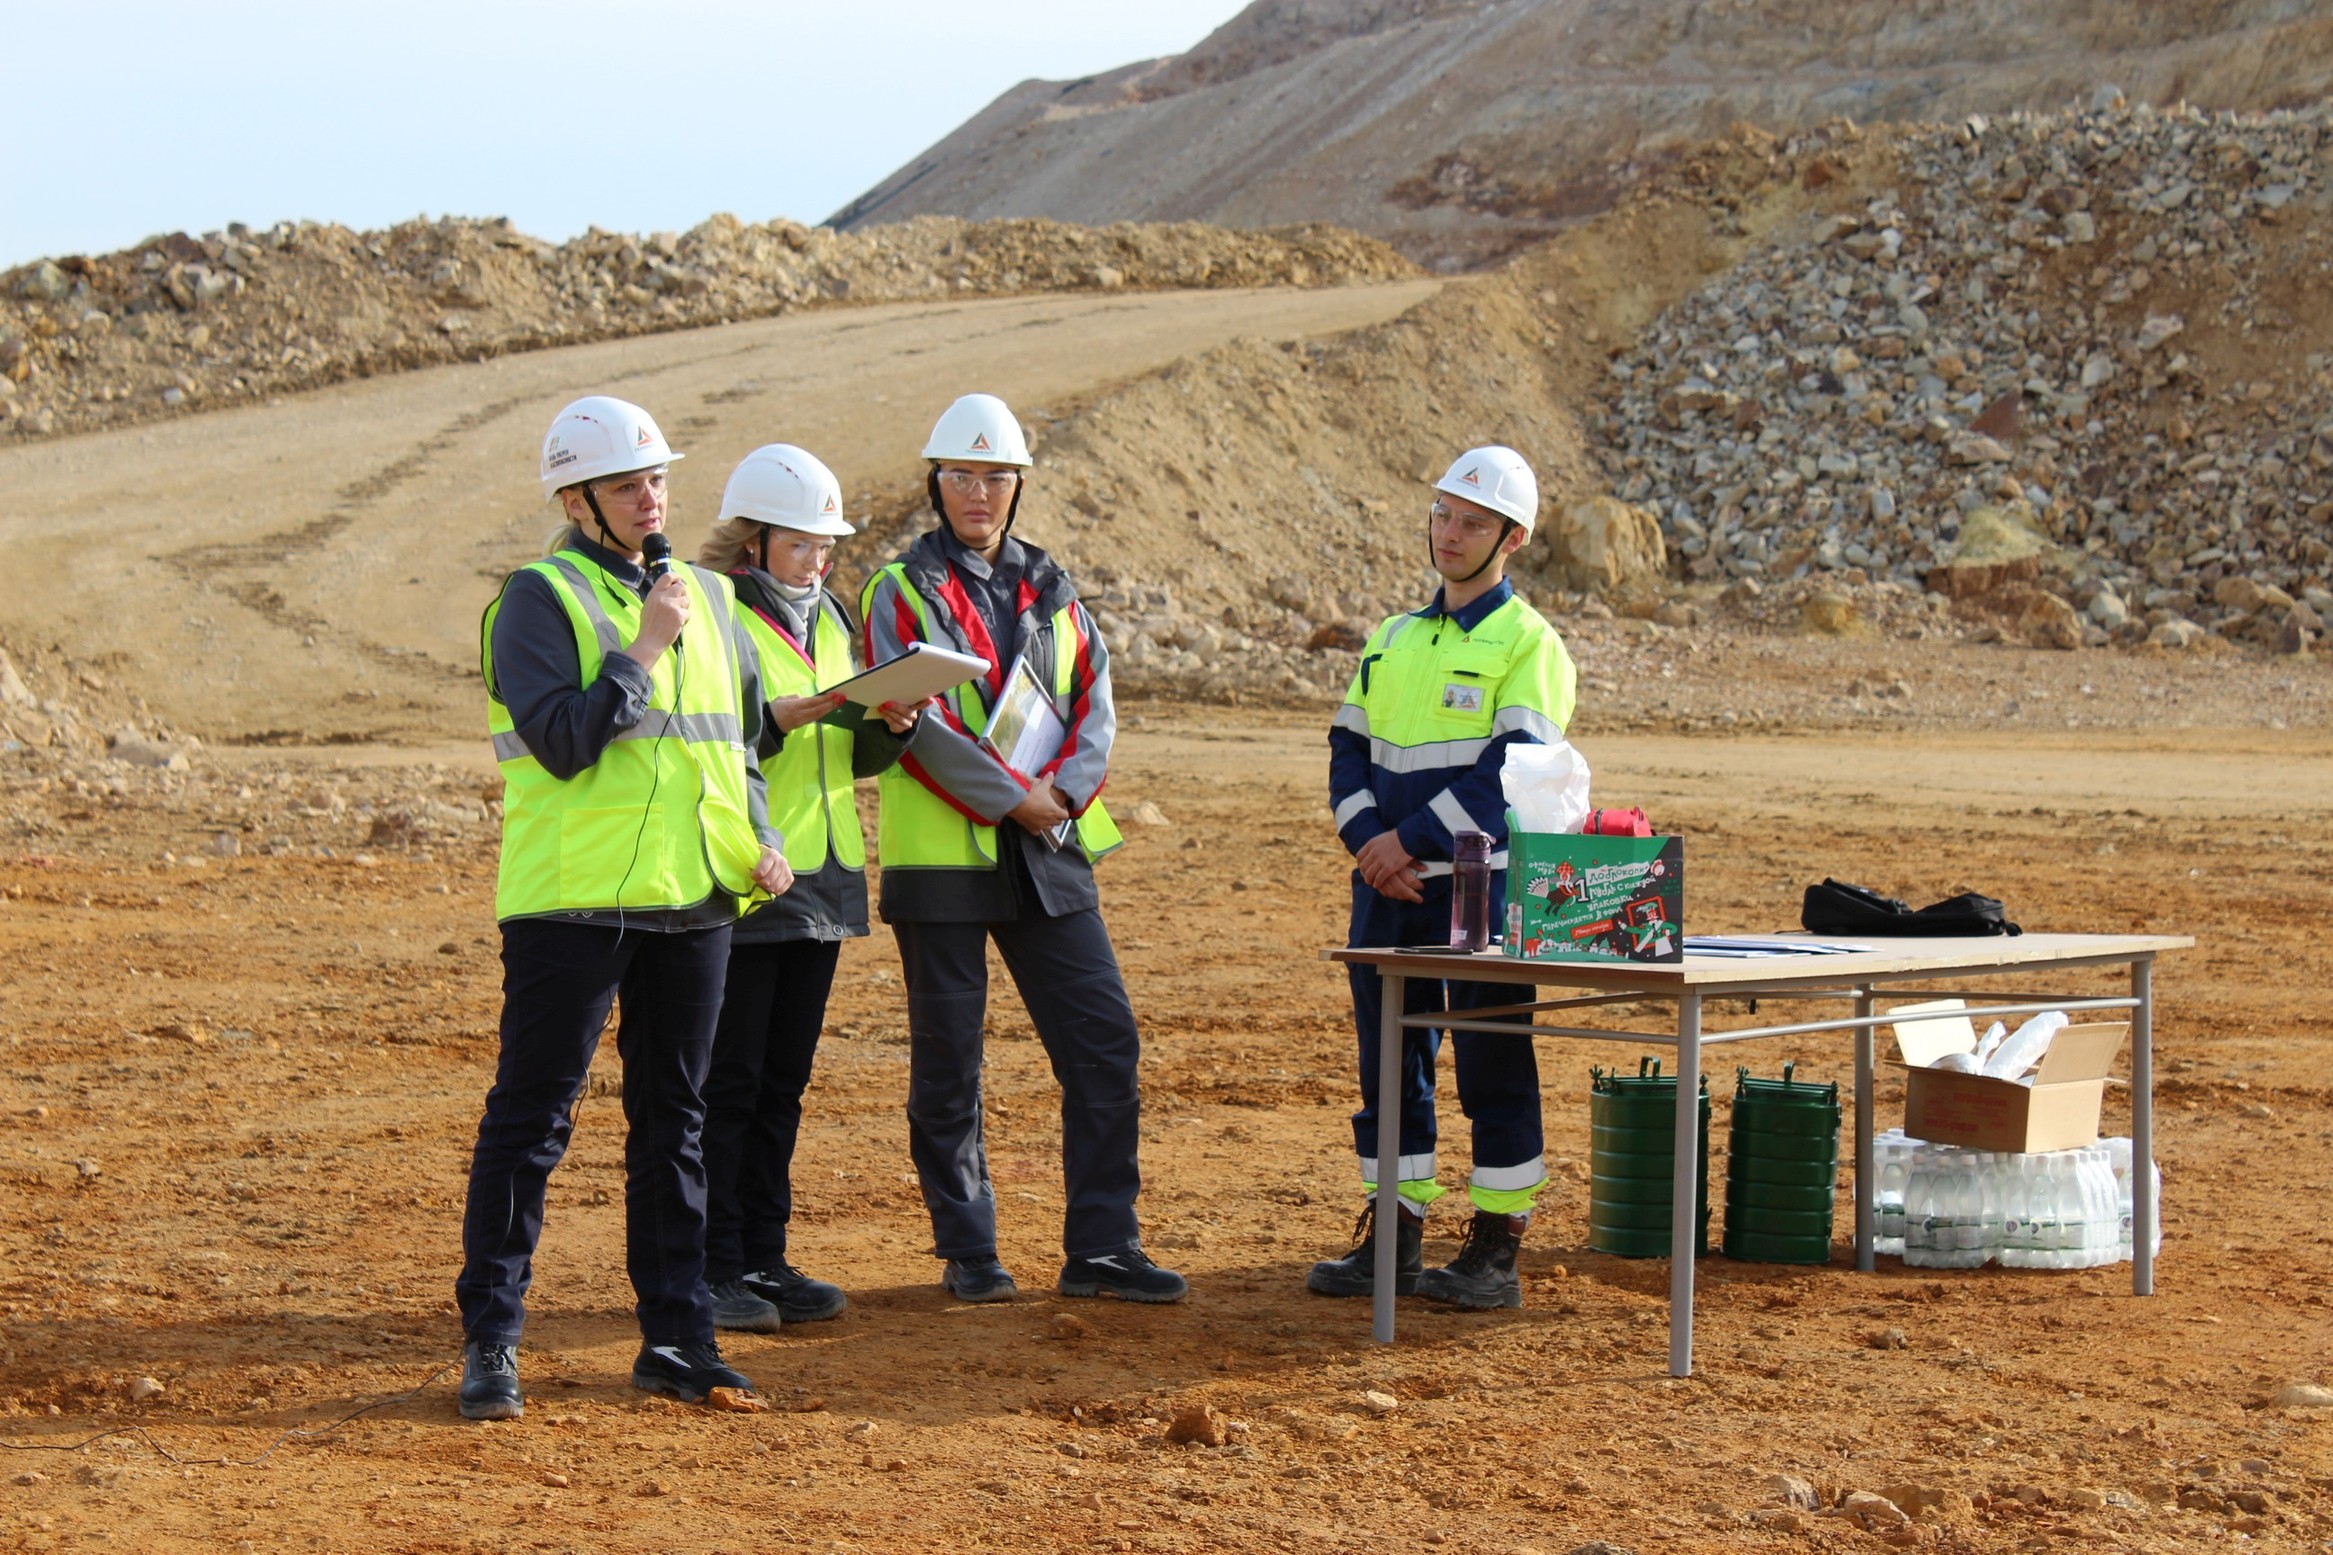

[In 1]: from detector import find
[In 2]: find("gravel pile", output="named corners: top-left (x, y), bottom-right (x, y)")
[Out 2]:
top-left (1593, 99), bottom-right (2333, 654)
top-left (0, 214), bottom-right (1414, 442)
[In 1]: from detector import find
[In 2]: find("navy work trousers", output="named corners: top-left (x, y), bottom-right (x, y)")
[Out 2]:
top-left (701, 936), bottom-right (841, 1283)
top-left (893, 910), bottom-right (1143, 1261)
top-left (455, 919), bottom-right (730, 1346)
top-left (1346, 876), bottom-right (1543, 1184)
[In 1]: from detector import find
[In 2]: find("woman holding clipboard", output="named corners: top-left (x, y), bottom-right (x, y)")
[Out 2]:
top-left (859, 393), bottom-right (1185, 1305)
top-left (694, 445), bottom-right (925, 1334)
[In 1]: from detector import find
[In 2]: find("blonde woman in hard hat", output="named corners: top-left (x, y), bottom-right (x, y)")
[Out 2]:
top-left (694, 445), bottom-right (926, 1334)
top-left (458, 396), bottom-right (791, 1421)
top-left (1310, 446), bottom-right (1579, 1311)
top-left (858, 392), bottom-right (1184, 1305)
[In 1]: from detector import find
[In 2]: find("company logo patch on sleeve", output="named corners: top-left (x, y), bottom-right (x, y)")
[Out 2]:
top-left (1441, 683), bottom-right (1485, 713)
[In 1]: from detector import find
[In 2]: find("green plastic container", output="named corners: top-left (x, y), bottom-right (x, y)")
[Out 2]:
top-left (1722, 1064), bottom-right (1840, 1266)
top-left (1587, 1058), bottom-right (1710, 1259)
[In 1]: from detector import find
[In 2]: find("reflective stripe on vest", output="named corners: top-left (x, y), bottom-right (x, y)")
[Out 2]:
top-left (483, 550), bottom-right (763, 921)
top-left (736, 590), bottom-right (864, 875)
top-left (861, 563), bottom-right (1122, 869)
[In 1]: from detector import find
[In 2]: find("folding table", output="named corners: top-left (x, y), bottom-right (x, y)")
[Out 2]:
top-left (1327, 932), bottom-right (2192, 1376)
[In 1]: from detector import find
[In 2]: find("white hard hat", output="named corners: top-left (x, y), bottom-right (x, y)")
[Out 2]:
top-left (720, 444), bottom-right (852, 537)
top-left (921, 393), bottom-right (1032, 468)
top-left (540, 395), bottom-right (683, 500)
top-left (1435, 445), bottom-right (1539, 534)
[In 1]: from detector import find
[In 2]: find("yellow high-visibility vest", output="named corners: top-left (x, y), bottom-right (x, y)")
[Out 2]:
top-left (483, 549), bottom-right (762, 921)
top-left (735, 592), bottom-right (864, 875)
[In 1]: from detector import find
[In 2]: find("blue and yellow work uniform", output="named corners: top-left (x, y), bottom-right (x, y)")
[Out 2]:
top-left (1327, 578), bottom-right (1579, 1215)
top-left (457, 530), bottom-right (779, 1351)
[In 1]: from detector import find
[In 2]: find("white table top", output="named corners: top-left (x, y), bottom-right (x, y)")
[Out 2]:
top-left (1328, 931), bottom-right (2193, 989)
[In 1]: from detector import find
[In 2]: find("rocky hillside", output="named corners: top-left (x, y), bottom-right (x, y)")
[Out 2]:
top-left (1595, 100), bottom-right (2332, 656)
top-left (0, 216), bottom-right (1412, 442)
top-left (820, 99), bottom-right (2330, 707)
top-left (833, 0), bottom-right (2333, 269)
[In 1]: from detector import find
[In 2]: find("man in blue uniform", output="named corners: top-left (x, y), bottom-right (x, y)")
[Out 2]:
top-left (1310, 446), bottom-right (1580, 1310)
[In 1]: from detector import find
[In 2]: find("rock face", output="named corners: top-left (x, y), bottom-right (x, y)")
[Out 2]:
top-left (0, 216), bottom-right (1413, 444)
top-left (1591, 99), bottom-right (2333, 649)
top-left (1543, 497), bottom-right (1667, 598)
top-left (832, 0), bottom-right (2333, 269)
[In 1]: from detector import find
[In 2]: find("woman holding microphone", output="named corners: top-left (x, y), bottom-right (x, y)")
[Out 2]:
top-left (860, 393), bottom-right (1183, 1305)
top-left (695, 444), bottom-right (921, 1332)
top-left (457, 396), bottom-right (791, 1420)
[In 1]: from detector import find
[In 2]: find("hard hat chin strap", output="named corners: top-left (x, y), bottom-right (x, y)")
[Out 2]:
top-left (1429, 518), bottom-right (1517, 586)
top-left (580, 484), bottom-right (620, 552)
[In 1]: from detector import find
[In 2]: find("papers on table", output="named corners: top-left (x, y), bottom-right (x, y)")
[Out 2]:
top-left (826, 642), bottom-right (989, 707)
top-left (1684, 936), bottom-right (1877, 959)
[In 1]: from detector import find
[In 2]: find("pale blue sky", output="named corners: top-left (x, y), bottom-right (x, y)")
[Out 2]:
top-left (0, 1), bottom-right (1248, 268)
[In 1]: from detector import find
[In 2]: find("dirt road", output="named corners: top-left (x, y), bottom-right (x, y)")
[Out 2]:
top-left (1, 711), bottom-right (2327, 1553)
top-left (0, 282), bottom-right (1440, 745)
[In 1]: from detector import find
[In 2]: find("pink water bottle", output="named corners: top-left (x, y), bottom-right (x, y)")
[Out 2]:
top-left (1450, 830), bottom-right (1493, 951)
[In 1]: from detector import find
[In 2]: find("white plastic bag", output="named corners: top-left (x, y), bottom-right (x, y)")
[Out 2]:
top-left (1972, 1021), bottom-right (2007, 1070)
top-left (1982, 1011), bottom-right (2067, 1081)
top-left (1501, 741), bottom-right (1591, 834)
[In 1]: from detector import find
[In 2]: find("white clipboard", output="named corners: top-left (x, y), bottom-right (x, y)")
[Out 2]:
top-left (826, 642), bottom-right (990, 707)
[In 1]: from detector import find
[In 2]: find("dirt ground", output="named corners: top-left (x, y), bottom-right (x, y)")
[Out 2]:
top-left (2, 699), bottom-right (2329, 1555)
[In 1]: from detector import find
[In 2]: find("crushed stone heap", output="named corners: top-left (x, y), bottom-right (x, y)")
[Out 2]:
top-left (0, 214), bottom-right (1415, 442)
top-left (1594, 99), bottom-right (2332, 654)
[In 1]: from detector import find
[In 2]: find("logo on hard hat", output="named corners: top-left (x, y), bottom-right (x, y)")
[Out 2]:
top-left (823, 494), bottom-right (839, 513)
top-left (635, 426), bottom-right (655, 448)
top-left (1458, 466), bottom-right (1482, 486)
top-left (968, 433), bottom-right (992, 453)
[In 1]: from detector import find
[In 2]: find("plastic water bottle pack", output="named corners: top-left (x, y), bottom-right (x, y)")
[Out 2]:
top-left (1885, 1135), bottom-right (2156, 1270)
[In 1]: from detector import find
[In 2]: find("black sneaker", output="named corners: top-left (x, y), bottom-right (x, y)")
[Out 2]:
top-left (709, 1279), bottom-right (783, 1334)
top-left (742, 1262), bottom-right (847, 1324)
top-left (940, 1256), bottom-right (1018, 1303)
top-left (630, 1340), bottom-right (755, 1404)
top-left (1306, 1202), bottom-right (1423, 1298)
top-left (458, 1339), bottom-right (522, 1421)
top-left (1414, 1209), bottom-right (1526, 1310)
top-left (1057, 1248), bottom-right (1188, 1304)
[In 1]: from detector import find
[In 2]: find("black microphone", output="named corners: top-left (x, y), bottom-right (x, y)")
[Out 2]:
top-left (640, 533), bottom-right (681, 647)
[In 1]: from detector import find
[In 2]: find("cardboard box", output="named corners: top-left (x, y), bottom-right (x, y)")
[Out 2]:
top-left (1503, 820), bottom-right (1683, 963)
top-left (1890, 998), bottom-right (2128, 1153)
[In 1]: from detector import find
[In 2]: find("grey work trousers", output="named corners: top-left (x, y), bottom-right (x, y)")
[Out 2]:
top-left (891, 910), bottom-right (1144, 1261)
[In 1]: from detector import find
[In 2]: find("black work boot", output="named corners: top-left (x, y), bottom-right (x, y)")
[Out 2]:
top-left (742, 1262), bottom-right (847, 1324)
top-left (1058, 1247), bottom-right (1188, 1303)
top-left (1415, 1209), bottom-right (1526, 1309)
top-left (709, 1279), bottom-right (783, 1334)
top-left (631, 1340), bottom-right (755, 1404)
top-left (458, 1339), bottom-right (522, 1421)
top-left (940, 1256), bottom-right (1018, 1303)
top-left (1305, 1202), bottom-right (1423, 1298)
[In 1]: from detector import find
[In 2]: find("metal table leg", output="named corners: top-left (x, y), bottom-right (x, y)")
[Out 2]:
top-left (1853, 986), bottom-right (1876, 1273)
top-left (1373, 972), bottom-right (1405, 1344)
top-left (2131, 957), bottom-right (2155, 1297)
top-left (1668, 993), bottom-right (1701, 1378)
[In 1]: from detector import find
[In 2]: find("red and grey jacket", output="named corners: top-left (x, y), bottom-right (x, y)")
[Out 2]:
top-left (860, 528), bottom-right (1121, 921)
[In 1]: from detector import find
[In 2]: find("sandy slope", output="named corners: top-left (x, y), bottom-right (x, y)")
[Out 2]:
top-left (0, 282), bottom-right (1439, 745)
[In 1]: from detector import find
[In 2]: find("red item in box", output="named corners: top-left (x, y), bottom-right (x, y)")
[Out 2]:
top-left (1582, 807), bottom-right (1652, 837)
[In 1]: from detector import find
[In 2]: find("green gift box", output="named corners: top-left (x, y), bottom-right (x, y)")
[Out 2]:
top-left (1502, 815), bottom-right (1684, 963)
